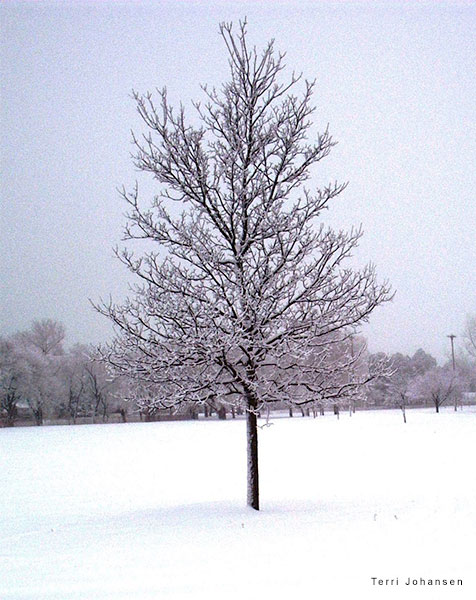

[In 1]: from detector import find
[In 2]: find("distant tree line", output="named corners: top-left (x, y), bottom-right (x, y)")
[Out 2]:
top-left (367, 320), bottom-right (476, 420)
top-left (0, 320), bottom-right (128, 427)
top-left (2, 317), bottom-right (476, 427)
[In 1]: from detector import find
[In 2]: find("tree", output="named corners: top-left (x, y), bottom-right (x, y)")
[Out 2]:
top-left (17, 319), bottom-right (65, 356)
top-left (98, 21), bottom-right (392, 509)
top-left (410, 348), bottom-right (437, 376)
top-left (14, 320), bottom-right (65, 425)
top-left (366, 352), bottom-right (392, 407)
top-left (343, 335), bottom-right (369, 415)
top-left (83, 357), bottom-right (121, 423)
top-left (455, 354), bottom-right (476, 396)
top-left (409, 366), bottom-right (465, 413)
top-left (58, 345), bottom-right (89, 424)
top-left (0, 338), bottom-right (22, 427)
top-left (463, 316), bottom-right (476, 361)
top-left (367, 349), bottom-right (438, 421)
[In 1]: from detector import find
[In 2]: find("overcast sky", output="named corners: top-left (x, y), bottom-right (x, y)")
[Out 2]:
top-left (1, 0), bottom-right (475, 363)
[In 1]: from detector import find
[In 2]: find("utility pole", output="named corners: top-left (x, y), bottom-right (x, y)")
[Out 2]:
top-left (448, 334), bottom-right (456, 371)
top-left (349, 336), bottom-right (355, 416)
top-left (447, 334), bottom-right (457, 410)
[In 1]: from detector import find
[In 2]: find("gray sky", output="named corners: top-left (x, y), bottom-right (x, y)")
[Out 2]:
top-left (1, 0), bottom-right (475, 363)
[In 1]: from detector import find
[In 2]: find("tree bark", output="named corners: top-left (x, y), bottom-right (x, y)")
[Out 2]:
top-left (5, 404), bottom-right (17, 427)
top-left (34, 407), bottom-right (43, 426)
top-left (400, 404), bottom-right (407, 424)
top-left (246, 403), bottom-right (259, 510)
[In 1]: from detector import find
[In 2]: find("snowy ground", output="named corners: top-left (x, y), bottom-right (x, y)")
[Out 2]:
top-left (1, 407), bottom-right (475, 600)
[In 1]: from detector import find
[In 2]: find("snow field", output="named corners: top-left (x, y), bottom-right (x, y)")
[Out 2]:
top-left (1, 407), bottom-right (475, 599)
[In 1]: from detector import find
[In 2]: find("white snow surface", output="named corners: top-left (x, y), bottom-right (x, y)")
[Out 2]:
top-left (1, 407), bottom-right (475, 599)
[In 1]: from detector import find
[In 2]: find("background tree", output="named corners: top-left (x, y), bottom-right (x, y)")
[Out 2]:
top-left (367, 349), bottom-right (437, 421)
top-left (456, 354), bottom-right (476, 396)
top-left (366, 352), bottom-right (392, 408)
top-left (343, 335), bottom-right (369, 415)
top-left (408, 366), bottom-right (465, 413)
top-left (98, 21), bottom-right (392, 510)
top-left (463, 315), bottom-right (476, 361)
top-left (12, 320), bottom-right (65, 425)
top-left (410, 348), bottom-right (437, 377)
top-left (390, 349), bottom-right (437, 420)
top-left (17, 319), bottom-right (65, 356)
top-left (83, 358), bottom-right (122, 423)
top-left (0, 338), bottom-right (22, 427)
top-left (58, 345), bottom-right (89, 424)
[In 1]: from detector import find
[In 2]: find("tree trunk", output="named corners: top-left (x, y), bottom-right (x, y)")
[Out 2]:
top-left (246, 404), bottom-right (259, 510)
top-left (5, 404), bottom-right (17, 427)
top-left (289, 407), bottom-right (293, 417)
top-left (400, 405), bottom-right (407, 424)
top-left (34, 406), bottom-right (43, 426)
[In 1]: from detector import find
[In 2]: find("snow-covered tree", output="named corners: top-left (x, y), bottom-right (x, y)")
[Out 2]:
top-left (455, 354), bottom-right (476, 396)
top-left (0, 337), bottom-right (22, 427)
top-left (57, 344), bottom-right (126, 424)
top-left (83, 357), bottom-right (122, 423)
top-left (17, 319), bottom-right (65, 356)
top-left (463, 316), bottom-right (476, 361)
top-left (57, 345), bottom-right (89, 424)
top-left (13, 320), bottom-right (65, 425)
top-left (367, 349), bottom-right (437, 421)
top-left (408, 366), bottom-right (465, 413)
top-left (98, 21), bottom-right (392, 509)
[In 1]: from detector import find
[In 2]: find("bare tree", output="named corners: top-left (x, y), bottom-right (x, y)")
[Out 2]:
top-left (58, 345), bottom-right (89, 424)
top-left (18, 319), bottom-right (65, 356)
top-left (97, 21), bottom-right (392, 509)
top-left (409, 366), bottom-right (465, 413)
top-left (0, 338), bottom-right (21, 427)
top-left (463, 316), bottom-right (476, 361)
top-left (367, 349), bottom-right (438, 421)
top-left (13, 320), bottom-right (65, 425)
top-left (16, 347), bottom-right (60, 425)
top-left (83, 359), bottom-right (120, 423)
